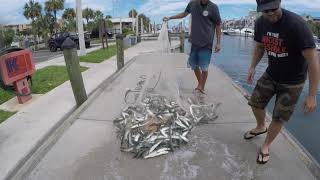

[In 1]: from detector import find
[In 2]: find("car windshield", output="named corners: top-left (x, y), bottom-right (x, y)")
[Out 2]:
top-left (69, 32), bottom-right (77, 36)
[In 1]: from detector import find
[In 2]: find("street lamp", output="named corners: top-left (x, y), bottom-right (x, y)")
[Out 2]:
top-left (76, 0), bottom-right (86, 56)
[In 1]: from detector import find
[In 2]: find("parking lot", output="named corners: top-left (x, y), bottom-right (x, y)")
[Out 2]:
top-left (32, 44), bottom-right (101, 64)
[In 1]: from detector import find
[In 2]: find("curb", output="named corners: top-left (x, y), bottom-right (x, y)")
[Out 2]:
top-left (9, 57), bottom-right (138, 180)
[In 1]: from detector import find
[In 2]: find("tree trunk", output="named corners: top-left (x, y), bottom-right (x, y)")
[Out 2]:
top-left (54, 11), bottom-right (57, 33)
top-left (32, 19), bottom-right (38, 51)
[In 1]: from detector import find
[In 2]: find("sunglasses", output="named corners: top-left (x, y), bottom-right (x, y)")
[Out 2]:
top-left (263, 8), bottom-right (278, 13)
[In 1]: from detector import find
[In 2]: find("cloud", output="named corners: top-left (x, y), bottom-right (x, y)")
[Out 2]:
top-left (1, 0), bottom-right (320, 25)
top-left (65, 0), bottom-right (113, 12)
top-left (0, 0), bottom-right (113, 25)
top-left (138, 0), bottom-right (320, 16)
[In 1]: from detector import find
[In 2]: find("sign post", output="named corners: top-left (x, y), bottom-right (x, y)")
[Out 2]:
top-left (0, 49), bottom-right (35, 104)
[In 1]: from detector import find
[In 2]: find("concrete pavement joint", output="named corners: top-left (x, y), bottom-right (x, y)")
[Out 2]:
top-left (79, 118), bottom-right (114, 122)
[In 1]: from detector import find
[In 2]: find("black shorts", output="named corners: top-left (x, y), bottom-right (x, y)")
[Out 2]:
top-left (248, 73), bottom-right (304, 122)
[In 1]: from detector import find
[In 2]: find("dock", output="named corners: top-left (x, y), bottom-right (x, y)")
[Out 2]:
top-left (22, 52), bottom-right (319, 180)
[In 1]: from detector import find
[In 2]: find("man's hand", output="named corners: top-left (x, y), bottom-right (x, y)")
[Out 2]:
top-left (303, 95), bottom-right (317, 115)
top-left (214, 43), bottom-right (221, 53)
top-left (163, 17), bottom-right (170, 21)
top-left (247, 67), bottom-right (256, 84)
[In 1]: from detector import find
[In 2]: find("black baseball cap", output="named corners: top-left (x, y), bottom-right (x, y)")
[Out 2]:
top-left (256, 0), bottom-right (281, 12)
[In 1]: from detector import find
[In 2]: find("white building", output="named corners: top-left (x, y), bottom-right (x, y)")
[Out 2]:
top-left (109, 17), bottom-right (136, 34)
top-left (3, 24), bottom-right (32, 33)
top-left (313, 17), bottom-right (320, 23)
top-left (301, 14), bottom-right (320, 23)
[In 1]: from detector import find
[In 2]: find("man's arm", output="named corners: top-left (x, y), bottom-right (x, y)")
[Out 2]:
top-left (247, 42), bottom-right (265, 84)
top-left (214, 23), bottom-right (222, 53)
top-left (163, 12), bottom-right (189, 21)
top-left (251, 42), bottom-right (265, 68)
top-left (302, 48), bottom-right (320, 114)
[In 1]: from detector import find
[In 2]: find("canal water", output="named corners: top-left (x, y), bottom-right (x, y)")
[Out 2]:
top-left (184, 35), bottom-right (320, 164)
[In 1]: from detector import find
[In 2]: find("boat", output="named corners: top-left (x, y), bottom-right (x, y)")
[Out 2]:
top-left (223, 28), bottom-right (254, 37)
top-left (222, 28), bottom-right (241, 36)
top-left (240, 28), bottom-right (254, 37)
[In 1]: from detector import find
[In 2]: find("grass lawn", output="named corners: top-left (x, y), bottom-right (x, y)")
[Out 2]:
top-left (0, 87), bottom-right (15, 105)
top-left (0, 110), bottom-right (16, 124)
top-left (0, 65), bottom-right (88, 124)
top-left (30, 65), bottom-right (88, 94)
top-left (80, 45), bottom-right (117, 63)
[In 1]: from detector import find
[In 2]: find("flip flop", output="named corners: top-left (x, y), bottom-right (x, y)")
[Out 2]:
top-left (244, 128), bottom-right (268, 140)
top-left (195, 88), bottom-right (206, 95)
top-left (257, 149), bottom-right (270, 164)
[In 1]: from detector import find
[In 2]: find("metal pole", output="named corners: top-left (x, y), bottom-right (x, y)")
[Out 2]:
top-left (136, 16), bottom-right (139, 36)
top-left (183, 19), bottom-right (185, 32)
top-left (76, 0), bottom-right (86, 56)
top-left (62, 37), bottom-right (88, 106)
top-left (99, 20), bottom-right (105, 49)
top-left (167, 23), bottom-right (171, 45)
top-left (120, 17), bottom-right (122, 34)
top-left (131, 17), bottom-right (134, 31)
top-left (180, 30), bottom-right (185, 53)
top-left (116, 34), bottom-right (124, 70)
top-left (104, 20), bottom-right (109, 48)
top-left (140, 18), bottom-right (144, 36)
top-left (136, 15), bottom-right (141, 43)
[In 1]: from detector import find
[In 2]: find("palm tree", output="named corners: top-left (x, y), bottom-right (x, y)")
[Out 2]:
top-left (33, 14), bottom-right (54, 45)
top-left (138, 14), bottom-right (150, 32)
top-left (23, 0), bottom-right (42, 50)
top-left (94, 10), bottom-right (104, 22)
top-left (62, 8), bottom-right (76, 32)
top-left (0, 29), bottom-right (15, 47)
top-left (24, 0), bottom-right (42, 21)
top-left (62, 8), bottom-right (76, 20)
top-left (64, 19), bottom-right (76, 32)
top-left (128, 9), bottom-right (138, 18)
top-left (45, 0), bottom-right (65, 32)
top-left (105, 15), bottom-right (112, 19)
top-left (82, 7), bottom-right (95, 24)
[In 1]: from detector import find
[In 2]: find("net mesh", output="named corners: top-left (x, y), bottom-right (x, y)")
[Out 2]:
top-left (157, 21), bottom-right (172, 54)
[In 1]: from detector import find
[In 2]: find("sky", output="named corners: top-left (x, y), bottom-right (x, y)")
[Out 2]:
top-left (1, 0), bottom-right (320, 25)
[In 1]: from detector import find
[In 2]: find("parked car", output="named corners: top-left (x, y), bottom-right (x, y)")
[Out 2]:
top-left (90, 28), bottom-right (113, 39)
top-left (10, 41), bottom-right (20, 48)
top-left (48, 32), bottom-right (90, 52)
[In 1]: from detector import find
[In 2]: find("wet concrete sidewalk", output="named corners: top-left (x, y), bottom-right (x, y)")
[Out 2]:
top-left (0, 41), bottom-right (180, 180)
top-left (26, 53), bottom-right (318, 180)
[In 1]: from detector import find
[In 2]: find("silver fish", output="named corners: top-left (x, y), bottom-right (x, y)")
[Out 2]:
top-left (149, 140), bottom-right (163, 154)
top-left (144, 148), bottom-right (170, 159)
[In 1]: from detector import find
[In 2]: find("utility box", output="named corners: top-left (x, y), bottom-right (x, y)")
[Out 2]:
top-left (0, 48), bottom-right (35, 104)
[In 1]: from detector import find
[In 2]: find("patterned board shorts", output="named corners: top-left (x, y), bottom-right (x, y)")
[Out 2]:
top-left (248, 73), bottom-right (305, 122)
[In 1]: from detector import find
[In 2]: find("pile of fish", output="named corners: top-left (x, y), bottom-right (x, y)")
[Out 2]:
top-left (114, 94), bottom-right (221, 159)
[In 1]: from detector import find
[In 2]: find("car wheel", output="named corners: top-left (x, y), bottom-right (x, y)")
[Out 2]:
top-left (49, 44), bottom-right (57, 52)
